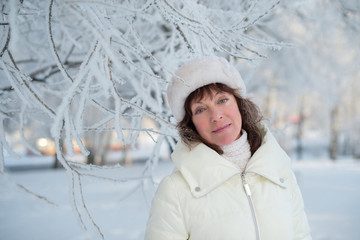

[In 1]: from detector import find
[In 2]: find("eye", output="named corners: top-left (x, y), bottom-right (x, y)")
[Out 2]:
top-left (194, 108), bottom-right (205, 115)
top-left (218, 98), bottom-right (228, 104)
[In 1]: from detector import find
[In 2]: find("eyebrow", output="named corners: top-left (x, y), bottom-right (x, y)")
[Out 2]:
top-left (192, 91), bottom-right (226, 104)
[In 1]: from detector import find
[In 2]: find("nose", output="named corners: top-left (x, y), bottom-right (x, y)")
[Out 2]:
top-left (210, 108), bottom-right (223, 122)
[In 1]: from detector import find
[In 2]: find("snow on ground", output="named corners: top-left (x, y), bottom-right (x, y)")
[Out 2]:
top-left (1, 158), bottom-right (360, 240)
top-left (292, 159), bottom-right (360, 240)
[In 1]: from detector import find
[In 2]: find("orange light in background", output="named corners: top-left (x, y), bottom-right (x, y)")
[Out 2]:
top-left (36, 138), bottom-right (56, 155)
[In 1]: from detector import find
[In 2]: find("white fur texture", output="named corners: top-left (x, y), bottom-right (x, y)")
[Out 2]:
top-left (167, 56), bottom-right (246, 122)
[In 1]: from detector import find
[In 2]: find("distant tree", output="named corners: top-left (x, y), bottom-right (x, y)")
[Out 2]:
top-left (248, 0), bottom-right (360, 159)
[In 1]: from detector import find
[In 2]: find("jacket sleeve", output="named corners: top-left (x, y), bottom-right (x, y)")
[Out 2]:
top-left (290, 171), bottom-right (312, 240)
top-left (145, 175), bottom-right (189, 240)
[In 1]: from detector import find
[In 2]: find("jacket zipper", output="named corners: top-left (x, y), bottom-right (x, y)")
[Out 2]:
top-left (241, 173), bottom-right (260, 240)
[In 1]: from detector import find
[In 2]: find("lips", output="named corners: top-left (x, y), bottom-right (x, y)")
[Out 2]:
top-left (212, 123), bottom-right (231, 133)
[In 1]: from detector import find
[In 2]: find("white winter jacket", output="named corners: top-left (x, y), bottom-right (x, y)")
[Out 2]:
top-left (145, 130), bottom-right (311, 240)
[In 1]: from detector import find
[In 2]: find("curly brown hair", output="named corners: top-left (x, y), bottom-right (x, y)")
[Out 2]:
top-left (177, 83), bottom-right (264, 155)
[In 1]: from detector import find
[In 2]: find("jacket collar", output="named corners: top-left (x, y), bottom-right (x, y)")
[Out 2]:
top-left (171, 129), bottom-right (290, 198)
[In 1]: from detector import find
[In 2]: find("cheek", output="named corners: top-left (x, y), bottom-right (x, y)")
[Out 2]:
top-left (230, 107), bottom-right (242, 128)
top-left (236, 111), bottom-right (242, 125)
top-left (192, 116), bottom-right (208, 135)
top-left (238, 113), bottom-right (243, 127)
top-left (192, 117), bottom-right (203, 130)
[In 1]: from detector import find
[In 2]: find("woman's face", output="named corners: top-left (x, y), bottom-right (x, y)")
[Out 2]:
top-left (190, 90), bottom-right (242, 147)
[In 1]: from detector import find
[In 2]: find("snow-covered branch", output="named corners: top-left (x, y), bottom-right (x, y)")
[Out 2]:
top-left (0, 0), bottom-right (286, 237)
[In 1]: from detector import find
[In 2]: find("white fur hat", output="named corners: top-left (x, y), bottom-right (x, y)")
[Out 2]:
top-left (167, 56), bottom-right (246, 122)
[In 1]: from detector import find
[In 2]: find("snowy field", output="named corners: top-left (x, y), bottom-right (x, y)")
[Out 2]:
top-left (1, 158), bottom-right (360, 240)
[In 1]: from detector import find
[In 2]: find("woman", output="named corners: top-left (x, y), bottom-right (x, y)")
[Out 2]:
top-left (145, 56), bottom-right (311, 240)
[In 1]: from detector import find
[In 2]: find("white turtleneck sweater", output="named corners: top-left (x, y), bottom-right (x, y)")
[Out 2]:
top-left (221, 130), bottom-right (251, 172)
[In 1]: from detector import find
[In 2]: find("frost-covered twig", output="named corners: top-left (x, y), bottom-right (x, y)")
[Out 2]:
top-left (68, 161), bottom-right (152, 182)
top-left (84, 126), bottom-right (177, 138)
top-left (47, 0), bottom-right (74, 83)
top-left (76, 173), bottom-right (104, 239)
top-left (242, 1), bottom-right (280, 31)
top-left (0, 141), bottom-right (4, 174)
top-left (0, 119), bottom-right (4, 173)
top-left (16, 183), bottom-right (58, 207)
top-left (68, 4), bottom-right (165, 83)
top-left (69, 171), bottom-right (87, 230)
top-left (0, 26), bottom-right (10, 58)
top-left (1, 56), bottom-right (57, 117)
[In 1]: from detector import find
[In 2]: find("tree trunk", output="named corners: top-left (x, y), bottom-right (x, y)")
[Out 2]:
top-left (87, 148), bottom-right (95, 165)
top-left (350, 78), bottom-right (360, 159)
top-left (296, 98), bottom-right (305, 160)
top-left (329, 106), bottom-right (339, 160)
